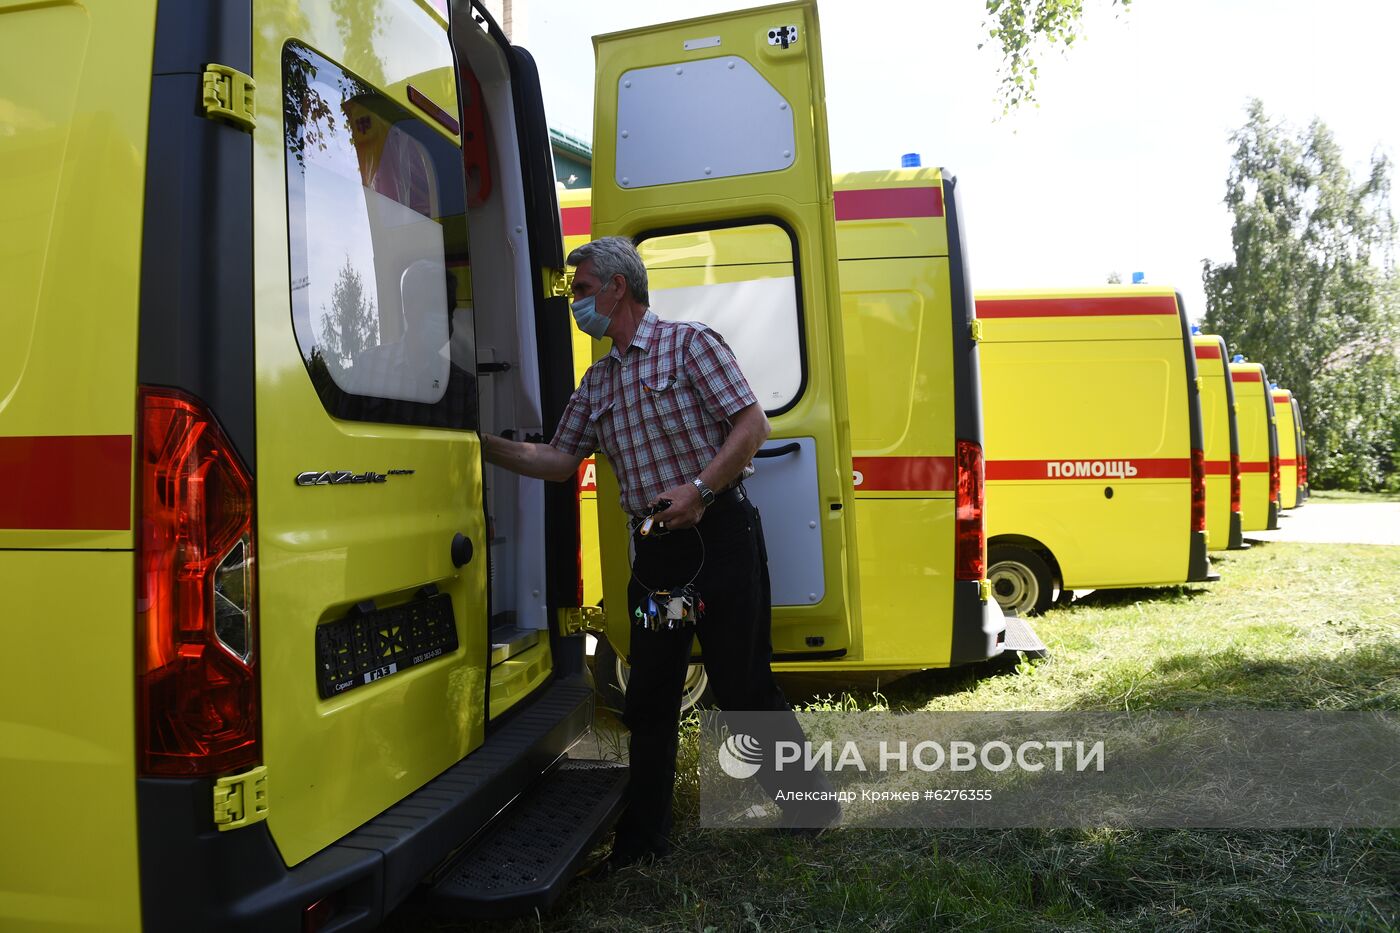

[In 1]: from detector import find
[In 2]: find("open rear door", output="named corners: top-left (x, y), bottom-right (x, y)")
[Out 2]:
top-left (591, 1), bottom-right (860, 661)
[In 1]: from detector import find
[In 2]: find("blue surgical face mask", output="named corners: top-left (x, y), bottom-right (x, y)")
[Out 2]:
top-left (571, 285), bottom-right (618, 340)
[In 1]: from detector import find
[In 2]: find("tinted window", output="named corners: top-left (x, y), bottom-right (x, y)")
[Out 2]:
top-left (284, 43), bottom-right (476, 429)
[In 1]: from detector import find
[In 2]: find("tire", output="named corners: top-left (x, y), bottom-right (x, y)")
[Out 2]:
top-left (987, 544), bottom-right (1056, 616)
top-left (592, 637), bottom-right (713, 714)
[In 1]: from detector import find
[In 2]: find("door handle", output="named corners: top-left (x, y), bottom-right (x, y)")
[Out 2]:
top-left (754, 442), bottom-right (801, 459)
top-left (451, 532), bottom-right (473, 568)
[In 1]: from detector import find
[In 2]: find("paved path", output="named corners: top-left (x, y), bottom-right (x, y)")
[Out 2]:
top-left (1246, 501), bottom-right (1400, 546)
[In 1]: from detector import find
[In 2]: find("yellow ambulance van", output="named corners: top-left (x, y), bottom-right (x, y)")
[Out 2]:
top-left (1193, 333), bottom-right (1246, 550)
top-left (1272, 387), bottom-right (1300, 510)
top-left (977, 289), bottom-right (1215, 615)
top-left (1291, 396), bottom-right (1310, 504)
top-left (3, 1), bottom-right (835, 927)
top-left (1229, 359), bottom-right (1281, 532)
top-left (578, 130), bottom-right (1010, 679)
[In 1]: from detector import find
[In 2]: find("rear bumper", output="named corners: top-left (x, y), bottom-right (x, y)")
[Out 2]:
top-left (137, 674), bottom-right (594, 933)
top-left (1186, 530), bottom-right (1217, 582)
top-left (949, 580), bottom-right (1006, 665)
top-left (1267, 501), bottom-right (1280, 530)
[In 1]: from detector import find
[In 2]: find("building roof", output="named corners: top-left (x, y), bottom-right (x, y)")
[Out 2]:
top-left (549, 127), bottom-right (592, 162)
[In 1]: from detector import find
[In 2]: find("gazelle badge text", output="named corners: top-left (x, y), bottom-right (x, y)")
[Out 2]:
top-left (295, 469), bottom-right (413, 486)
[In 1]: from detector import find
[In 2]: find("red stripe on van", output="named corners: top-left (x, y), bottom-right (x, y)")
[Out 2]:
top-left (1231, 370), bottom-right (1262, 382)
top-left (1272, 393), bottom-right (1291, 403)
top-left (835, 187), bottom-right (944, 221)
top-left (853, 456), bottom-right (955, 491)
top-left (1278, 459), bottom-right (1297, 467)
top-left (0, 435), bottom-right (132, 530)
top-left (975, 295), bottom-right (1179, 318)
top-left (1194, 345), bottom-right (1222, 359)
top-left (1238, 461), bottom-right (1270, 473)
top-left (1204, 460), bottom-right (1231, 475)
top-left (986, 458), bottom-right (1191, 480)
top-left (561, 206), bottom-right (591, 237)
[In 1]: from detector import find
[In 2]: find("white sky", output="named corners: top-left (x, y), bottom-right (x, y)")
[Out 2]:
top-left (522, 0), bottom-right (1400, 322)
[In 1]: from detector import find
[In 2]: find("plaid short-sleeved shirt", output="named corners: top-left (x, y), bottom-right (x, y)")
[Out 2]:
top-left (550, 310), bottom-right (758, 516)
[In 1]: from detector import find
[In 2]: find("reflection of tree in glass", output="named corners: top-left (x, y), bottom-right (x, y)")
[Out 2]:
top-left (284, 45), bottom-right (372, 167)
top-left (331, 0), bottom-right (387, 86)
top-left (318, 256), bottom-right (379, 375)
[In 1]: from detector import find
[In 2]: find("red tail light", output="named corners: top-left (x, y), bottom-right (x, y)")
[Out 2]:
top-left (1300, 455), bottom-right (1308, 487)
top-left (1229, 454), bottom-right (1242, 513)
top-left (955, 440), bottom-right (985, 581)
top-left (1269, 451), bottom-right (1280, 504)
top-left (1190, 448), bottom-right (1207, 533)
top-left (137, 388), bottom-right (259, 776)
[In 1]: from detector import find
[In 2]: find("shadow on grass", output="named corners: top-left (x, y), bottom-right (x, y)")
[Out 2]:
top-left (1061, 584), bottom-right (1211, 612)
top-left (1064, 640), bottom-right (1400, 711)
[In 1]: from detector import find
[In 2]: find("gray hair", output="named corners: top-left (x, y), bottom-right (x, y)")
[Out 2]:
top-left (566, 236), bottom-right (649, 306)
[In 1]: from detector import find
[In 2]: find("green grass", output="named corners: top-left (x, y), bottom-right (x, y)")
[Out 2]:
top-left (1308, 489), bottom-right (1400, 503)
top-left (383, 542), bottom-right (1400, 932)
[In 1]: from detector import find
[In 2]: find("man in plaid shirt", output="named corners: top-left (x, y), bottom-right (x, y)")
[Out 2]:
top-left (483, 237), bottom-right (837, 871)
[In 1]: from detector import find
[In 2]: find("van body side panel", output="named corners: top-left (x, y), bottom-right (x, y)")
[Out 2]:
top-left (251, 1), bottom-right (490, 867)
top-left (1273, 389), bottom-right (1298, 509)
top-left (0, 1), bottom-right (157, 927)
top-left (1291, 397), bottom-right (1308, 502)
top-left (980, 289), bottom-right (1192, 589)
top-left (1, 554), bottom-right (142, 931)
top-left (1230, 364), bottom-right (1271, 531)
top-left (0, 0), bottom-right (155, 552)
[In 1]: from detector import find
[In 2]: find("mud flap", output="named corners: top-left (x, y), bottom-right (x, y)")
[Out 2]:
top-left (1187, 530), bottom-right (1219, 582)
top-left (1227, 511), bottom-right (1249, 550)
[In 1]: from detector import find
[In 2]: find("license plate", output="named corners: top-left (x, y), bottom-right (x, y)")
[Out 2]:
top-left (315, 592), bottom-right (458, 699)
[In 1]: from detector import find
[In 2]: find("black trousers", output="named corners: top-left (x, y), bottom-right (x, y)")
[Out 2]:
top-left (612, 492), bottom-right (835, 858)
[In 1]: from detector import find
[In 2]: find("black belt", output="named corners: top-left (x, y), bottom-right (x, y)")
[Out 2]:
top-left (629, 484), bottom-right (746, 526)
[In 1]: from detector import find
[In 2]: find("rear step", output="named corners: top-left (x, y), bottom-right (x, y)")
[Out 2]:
top-left (425, 759), bottom-right (628, 920)
top-left (1001, 613), bottom-right (1049, 659)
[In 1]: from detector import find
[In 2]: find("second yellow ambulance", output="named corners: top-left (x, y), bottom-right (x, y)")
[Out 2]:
top-left (978, 289), bottom-right (1216, 615)
top-left (1193, 333), bottom-right (1246, 550)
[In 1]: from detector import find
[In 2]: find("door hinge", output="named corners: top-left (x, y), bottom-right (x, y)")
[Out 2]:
top-left (548, 268), bottom-right (573, 299)
top-left (969, 319), bottom-right (984, 343)
top-left (559, 605), bottom-right (605, 636)
top-left (201, 64), bottom-right (256, 132)
top-left (213, 765), bottom-right (268, 831)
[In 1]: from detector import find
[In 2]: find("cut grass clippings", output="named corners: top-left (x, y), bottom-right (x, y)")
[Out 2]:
top-left (384, 540), bottom-right (1400, 932)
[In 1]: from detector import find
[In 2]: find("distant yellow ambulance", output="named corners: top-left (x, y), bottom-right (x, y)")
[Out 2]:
top-left (977, 289), bottom-right (1216, 615)
top-left (566, 161), bottom-right (1014, 701)
top-left (1229, 360), bottom-right (1281, 531)
top-left (1291, 396), bottom-right (1310, 504)
top-left (1272, 386), bottom-right (1301, 509)
top-left (1193, 333), bottom-right (1246, 550)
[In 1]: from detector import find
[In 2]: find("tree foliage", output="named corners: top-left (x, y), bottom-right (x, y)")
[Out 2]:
top-left (982, 0), bottom-right (1131, 112)
top-left (1202, 100), bottom-right (1400, 491)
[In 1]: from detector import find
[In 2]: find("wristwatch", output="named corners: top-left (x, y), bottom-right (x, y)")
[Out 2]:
top-left (691, 477), bottom-right (716, 507)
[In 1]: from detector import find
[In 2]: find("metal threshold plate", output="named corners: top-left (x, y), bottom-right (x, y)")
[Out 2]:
top-left (491, 626), bottom-right (541, 666)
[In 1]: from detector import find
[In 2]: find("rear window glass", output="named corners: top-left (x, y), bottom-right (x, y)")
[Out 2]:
top-left (283, 43), bottom-right (476, 429)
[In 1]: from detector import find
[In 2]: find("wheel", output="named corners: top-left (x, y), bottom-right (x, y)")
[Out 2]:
top-left (987, 544), bottom-right (1056, 616)
top-left (592, 637), bottom-right (712, 714)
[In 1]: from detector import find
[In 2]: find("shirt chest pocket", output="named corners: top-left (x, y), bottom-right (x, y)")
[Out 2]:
top-left (641, 368), bottom-right (691, 439)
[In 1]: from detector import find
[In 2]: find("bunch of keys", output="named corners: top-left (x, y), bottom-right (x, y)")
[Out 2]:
top-left (633, 584), bottom-right (705, 630)
top-left (638, 498), bottom-right (672, 537)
